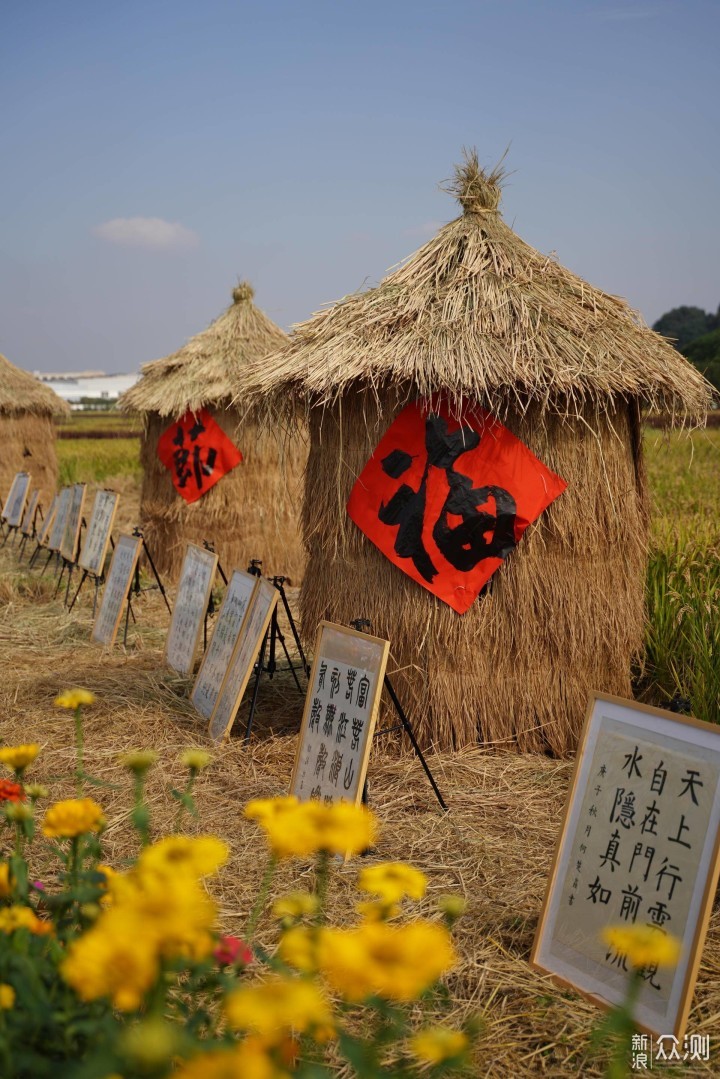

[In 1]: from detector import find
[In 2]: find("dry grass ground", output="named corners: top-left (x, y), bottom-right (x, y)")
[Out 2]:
top-left (0, 540), bottom-right (718, 1077)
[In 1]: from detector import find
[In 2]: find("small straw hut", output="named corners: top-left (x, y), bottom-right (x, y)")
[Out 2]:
top-left (250, 153), bottom-right (712, 756)
top-left (119, 283), bottom-right (306, 582)
top-left (0, 353), bottom-right (69, 508)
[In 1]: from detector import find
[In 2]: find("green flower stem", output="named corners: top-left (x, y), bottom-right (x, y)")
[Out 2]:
top-left (174, 770), bottom-right (197, 831)
top-left (131, 772), bottom-right (151, 847)
top-left (74, 705), bottom-right (84, 796)
top-left (606, 969), bottom-right (643, 1079)
top-left (245, 856), bottom-right (278, 942)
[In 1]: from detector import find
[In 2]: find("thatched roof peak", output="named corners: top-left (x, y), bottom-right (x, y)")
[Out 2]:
top-left (448, 149), bottom-right (504, 215)
top-left (119, 281), bottom-right (286, 418)
top-left (0, 354), bottom-right (70, 416)
top-left (232, 281), bottom-right (255, 304)
top-left (249, 152), bottom-right (712, 424)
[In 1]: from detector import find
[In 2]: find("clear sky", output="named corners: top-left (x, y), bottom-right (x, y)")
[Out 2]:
top-left (1, 0), bottom-right (718, 374)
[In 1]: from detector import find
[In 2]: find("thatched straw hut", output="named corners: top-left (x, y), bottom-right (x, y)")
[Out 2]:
top-left (0, 353), bottom-right (69, 508)
top-left (249, 153), bottom-right (712, 756)
top-left (119, 283), bottom-right (305, 582)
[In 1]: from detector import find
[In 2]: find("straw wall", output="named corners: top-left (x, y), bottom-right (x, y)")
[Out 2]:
top-left (299, 390), bottom-right (648, 756)
top-left (138, 409), bottom-right (306, 583)
top-left (0, 413), bottom-right (60, 511)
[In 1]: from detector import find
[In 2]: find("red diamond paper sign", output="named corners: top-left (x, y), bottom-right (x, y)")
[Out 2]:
top-left (347, 397), bottom-right (567, 614)
top-left (157, 408), bottom-right (243, 504)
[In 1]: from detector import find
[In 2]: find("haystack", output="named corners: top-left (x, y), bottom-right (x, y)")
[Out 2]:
top-left (0, 353), bottom-right (69, 509)
top-left (119, 283), bottom-right (306, 582)
top-left (249, 153), bottom-right (712, 756)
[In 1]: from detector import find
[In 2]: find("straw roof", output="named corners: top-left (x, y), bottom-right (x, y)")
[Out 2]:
top-left (0, 353), bottom-right (70, 416)
top-left (120, 282), bottom-right (287, 417)
top-left (250, 152), bottom-right (712, 423)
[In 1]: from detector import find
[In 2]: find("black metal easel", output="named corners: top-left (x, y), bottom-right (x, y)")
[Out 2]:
top-left (120, 528), bottom-right (172, 646)
top-left (350, 618), bottom-right (447, 812)
top-left (67, 536), bottom-right (116, 617)
top-left (243, 558), bottom-right (310, 745)
top-left (17, 503), bottom-right (42, 561)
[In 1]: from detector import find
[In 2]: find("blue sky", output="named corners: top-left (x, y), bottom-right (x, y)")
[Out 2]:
top-left (1, 0), bottom-right (718, 374)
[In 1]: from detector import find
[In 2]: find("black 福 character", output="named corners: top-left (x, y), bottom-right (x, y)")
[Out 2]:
top-left (378, 414), bottom-right (518, 583)
top-left (192, 444), bottom-right (217, 491)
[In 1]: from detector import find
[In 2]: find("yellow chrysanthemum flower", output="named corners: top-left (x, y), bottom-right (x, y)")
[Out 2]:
top-left (410, 1026), bottom-right (469, 1064)
top-left (62, 908), bottom-right (160, 1011)
top-left (42, 798), bottom-right (106, 838)
top-left (0, 744), bottom-right (39, 772)
top-left (0, 905), bottom-right (52, 936)
top-left (180, 749), bottom-right (212, 770)
top-left (173, 1039), bottom-right (290, 1079)
top-left (245, 797), bottom-right (377, 859)
top-left (0, 984), bottom-right (15, 1010)
top-left (272, 891), bottom-right (319, 923)
top-left (357, 861), bottom-right (427, 903)
top-left (318, 920), bottom-right (456, 1002)
top-left (121, 1018), bottom-right (182, 1068)
top-left (225, 977), bottom-right (335, 1044)
top-left (119, 750), bottom-right (158, 774)
top-left (137, 836), bottom-right (228, 879)
top-left (277, 926), bottom-right (317, 973)
top-left (602, 924), bottom-right (682, 969)
top-left (54, 689), bottom-right (95, 709)
top-left (0, 863), bottom-right (11, 899)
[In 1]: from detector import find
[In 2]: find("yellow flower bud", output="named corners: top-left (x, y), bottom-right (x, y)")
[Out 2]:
top-left (119, 750), bottom-right (158, 774)
top-left (180, 749), bottom-right (212, 771)
top-left (54, 689), bottom-right (95, 709)
top-left (0, 984), bottom-right (15, 1009)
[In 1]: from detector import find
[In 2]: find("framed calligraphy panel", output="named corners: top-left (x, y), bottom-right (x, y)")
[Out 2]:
top-left (208, 577), bottom-right (278, 743)
top-left (47, 487), bottom-right (72, 553)
top-left (290, 622), bottom-right (390, 810)
top-left (164, 543), bottom-right (218, 677)
top-left (2, 472), bottom-right (31, 527)
top-left (78, 490), bottom-right (119, 576)
top-left (191, 569), bottom-right (259, 720)
top-left (20, 489), bottom-right (40, 536)
top-left (532, 693), bottom-right (720, 1039)
top-left (60, 483), bottom-right (86, 563)
top-left (92, 534), bottom-right (142, 647)
top-left (37, 495), bottom-right (58, 548)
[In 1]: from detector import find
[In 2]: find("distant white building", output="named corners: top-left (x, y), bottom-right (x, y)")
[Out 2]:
top-left (34, 371), bottom-right (139, 409)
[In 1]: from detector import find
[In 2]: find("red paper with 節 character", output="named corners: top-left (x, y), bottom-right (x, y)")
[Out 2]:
top-left (347, 398), bottom-right (567, 614)
top-left (157, 409), bottom-right (243, 504)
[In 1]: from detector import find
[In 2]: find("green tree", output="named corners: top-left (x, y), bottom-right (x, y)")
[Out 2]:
top-left (683, 328), bottom-right (720, 395)
top-left (652, 305), bottom-right (713, 350)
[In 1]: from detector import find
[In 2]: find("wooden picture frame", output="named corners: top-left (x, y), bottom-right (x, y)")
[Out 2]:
top-left (2, 472), bottom-right (31, 527)
top-left (191, 568), bottom-right (260, 720)
top-left (531, 692), bottom-right (720, 1040)
top-left (47, 487), bottom-right (72, 552)
top-left (91, 534), bottom-right (142, 647)
top-left (20, 489), bottom-right (40, 537)
top-left (60, 483), bottom-right (86, 563)
top-left (37, 495), bottom-right (58, 548)
top-left (163, 543), bottom-right (218, 677)
top-left (78, 490), bottom-right (119, 576)
top-left (208, 577), bottom-right (278, 743)
top-left (289, 621), bottom-right (390, 809)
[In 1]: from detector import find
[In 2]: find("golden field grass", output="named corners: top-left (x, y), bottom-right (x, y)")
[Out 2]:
top-left (0, 417), bottom-right (718, 1076)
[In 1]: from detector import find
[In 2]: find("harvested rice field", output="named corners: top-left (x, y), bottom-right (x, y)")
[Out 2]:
top-left (1, 420), bottom-right (719, 1076)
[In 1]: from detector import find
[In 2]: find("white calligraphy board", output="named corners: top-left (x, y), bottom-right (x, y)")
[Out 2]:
top-left (191, 569), bottom-right (259, 720)
top-left (92, 534), bottom-right (142, 646)
top-left (60, 483), bottom-right (86, 562)
top-left (164, 543), bottom-right (218, 677)
top-left (532, 693), bottom-right (720, 1040)
top-left (20, 489), bottom-right (40, 536)
top-left (78, 490), bottom-right (119, 576)
top-left (2, 472), bottom-right (30, 527)
top-left (47, 487), bottom-right (72, 552)
top-left (37, 495), bottom-right (58, 548)
top-left (208, 577), bottom-right (278, 742)
top-left (290, 621), bottom-right (390, 808)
